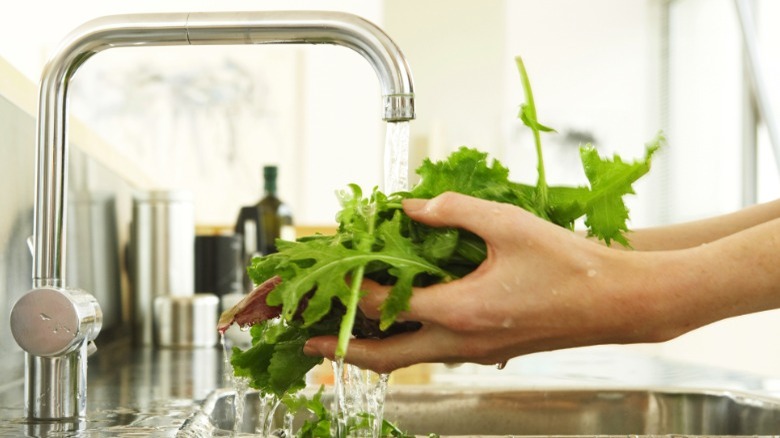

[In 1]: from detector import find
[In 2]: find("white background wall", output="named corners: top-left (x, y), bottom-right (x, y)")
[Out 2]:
top-left (3, 0), bottom-right (780, 377)
top-left (0, 0), bottom-right (666, 227)
top-left (0, 0), bottom-right (386, 226)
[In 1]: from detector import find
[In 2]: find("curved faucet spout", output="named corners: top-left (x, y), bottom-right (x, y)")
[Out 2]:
top-left (35, 10), bottom-right (415, 290)
top-left (18, 10), bottom-right (415, 421)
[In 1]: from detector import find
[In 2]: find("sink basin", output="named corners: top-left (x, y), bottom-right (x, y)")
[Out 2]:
top-left (180, 386), bottom-right (780, 436)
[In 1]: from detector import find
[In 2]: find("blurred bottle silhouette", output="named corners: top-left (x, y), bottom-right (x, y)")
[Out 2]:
top-left (235, 165), bottom-right (295, 290)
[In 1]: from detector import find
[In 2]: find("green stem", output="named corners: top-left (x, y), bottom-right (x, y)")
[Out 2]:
top-left (532, 128), bottom-right (548, 208)
top-left (515, 56), bottom-right (549, 212)
top-left (335, 264), bottom-right (366, 358)
top-left (335, 200), bottom-right (377, 359)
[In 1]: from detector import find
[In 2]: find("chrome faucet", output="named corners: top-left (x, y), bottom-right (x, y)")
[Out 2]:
top-left (10, 11), bottom-right (415, 421)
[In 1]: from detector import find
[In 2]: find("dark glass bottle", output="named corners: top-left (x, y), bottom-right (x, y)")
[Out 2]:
top-left (235, 166), bottom-right (295, 291)
top-left (256, 165), bottom-right (295, 256)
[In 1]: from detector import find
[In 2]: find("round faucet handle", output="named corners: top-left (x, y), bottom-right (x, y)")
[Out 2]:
top-left (10, 287), bottom-right (102, 357)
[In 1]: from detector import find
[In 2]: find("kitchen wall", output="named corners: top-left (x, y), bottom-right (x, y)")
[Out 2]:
top-left (0, 0), bottom-right (672, 229)
top-left (383, 0), bottom-right (664, 227)
top-left (0, 0), bottom-right (386, 228)
top-left (0, 93), bottom-right (34, 362)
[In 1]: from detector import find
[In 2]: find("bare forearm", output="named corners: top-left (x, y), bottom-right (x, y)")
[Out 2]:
top-left (629, 216), bottom-right (780, 341)
top-left (614, 198), bottom-right (780, 251)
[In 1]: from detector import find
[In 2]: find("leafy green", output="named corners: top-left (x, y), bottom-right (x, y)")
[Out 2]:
top-left (283, 386), bottom-right (333, 438)
top-left (231, 319), bottom-right (334, 397)
top-left (230, 56), bottom-right (664, 402)
top-left (578, 135), bottom-right (662, 246)
top-left (353, 413), bottom-right (415, 438)
top-left (282, 386), bottom-right (413, 438)
top-left (259, 186), bottom-right (452, 340)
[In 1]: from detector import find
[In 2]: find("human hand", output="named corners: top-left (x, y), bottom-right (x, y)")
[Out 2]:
top-left (303, 192), bottom-right (686, 373)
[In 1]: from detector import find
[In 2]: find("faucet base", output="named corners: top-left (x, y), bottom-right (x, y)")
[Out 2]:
top-left (10, 287), bottom-right (102, 419)
top-left (24, 346), bottom-right (88, 420)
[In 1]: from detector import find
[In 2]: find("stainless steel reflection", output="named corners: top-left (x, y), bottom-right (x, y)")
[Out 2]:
top-left (130, 190), bottom-right (195, 346)
top-left (13, 10), bottom-right (415, 421)
top-left (183, 387), bottom-right (780, 435)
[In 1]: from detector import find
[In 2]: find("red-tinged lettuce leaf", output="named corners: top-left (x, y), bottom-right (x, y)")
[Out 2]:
top-left (217, 276), bottom-right (282, 333)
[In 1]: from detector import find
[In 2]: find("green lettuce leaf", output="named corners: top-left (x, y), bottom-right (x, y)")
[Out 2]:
top-left (579, 134), bottom-right (662, 246)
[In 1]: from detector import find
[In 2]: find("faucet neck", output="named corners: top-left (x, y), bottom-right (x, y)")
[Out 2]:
top-left (33, 10), bottom-right (415, 288)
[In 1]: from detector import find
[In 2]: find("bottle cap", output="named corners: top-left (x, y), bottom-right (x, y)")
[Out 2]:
top-left (263, 165), bottom-right (277, 179)
top-left (263, 165), bottom-right (278, 194)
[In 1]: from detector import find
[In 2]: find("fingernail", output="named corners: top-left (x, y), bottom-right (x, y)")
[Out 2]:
top-left (402, 198), bottom-right (428, 214)
top-left (302, 341), bottom-right (318, 357)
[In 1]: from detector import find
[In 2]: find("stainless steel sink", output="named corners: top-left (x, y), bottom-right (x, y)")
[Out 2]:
top-left (180, 386), bottom-right (780, 436)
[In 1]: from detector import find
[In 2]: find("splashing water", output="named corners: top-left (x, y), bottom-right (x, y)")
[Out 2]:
top-left (332, 359), bottom-right (391, 438)
top-left (220, 331), bottom-right (287, 437)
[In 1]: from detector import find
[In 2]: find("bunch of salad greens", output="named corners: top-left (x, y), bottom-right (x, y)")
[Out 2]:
top-left (229, 56), bottom-right (664, 400)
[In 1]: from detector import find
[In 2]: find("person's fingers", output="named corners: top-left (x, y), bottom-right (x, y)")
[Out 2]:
top-left (359, 279), bottom-right (436, 321)
top-left (357, 279), bottom-right (389, 320)
top-left (304, 326), bottom-right (462, 374)
top-left (359, 277), bottom-right (482, 328)
top-left (404, 192), bottom-right (590, 253)
top-left (402, 192), bottom-right (530, 243)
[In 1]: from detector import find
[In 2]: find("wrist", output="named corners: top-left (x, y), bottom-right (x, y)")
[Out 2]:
top-left (600, 247), bottom-right (705, 345)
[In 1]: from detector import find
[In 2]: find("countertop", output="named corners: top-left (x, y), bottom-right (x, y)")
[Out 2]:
top-left (1, 337), bottom-right (779, 437)
top-left (0, 338), bottom-right (230, 437)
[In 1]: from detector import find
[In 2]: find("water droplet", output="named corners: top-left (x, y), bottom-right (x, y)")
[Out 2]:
top-left (40, 313), bottom-right (51, 321)
top-left (497, 361), bottom-right (508, 370)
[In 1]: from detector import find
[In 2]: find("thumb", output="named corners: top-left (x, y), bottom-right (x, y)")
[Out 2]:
top-left (403, 192), bottom-right (528, 241)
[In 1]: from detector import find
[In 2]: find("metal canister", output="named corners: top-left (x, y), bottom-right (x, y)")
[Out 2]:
top-left (153, 293), bottom-right (219, 348)
top-left (129, 190), bottom-right (194, 346)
